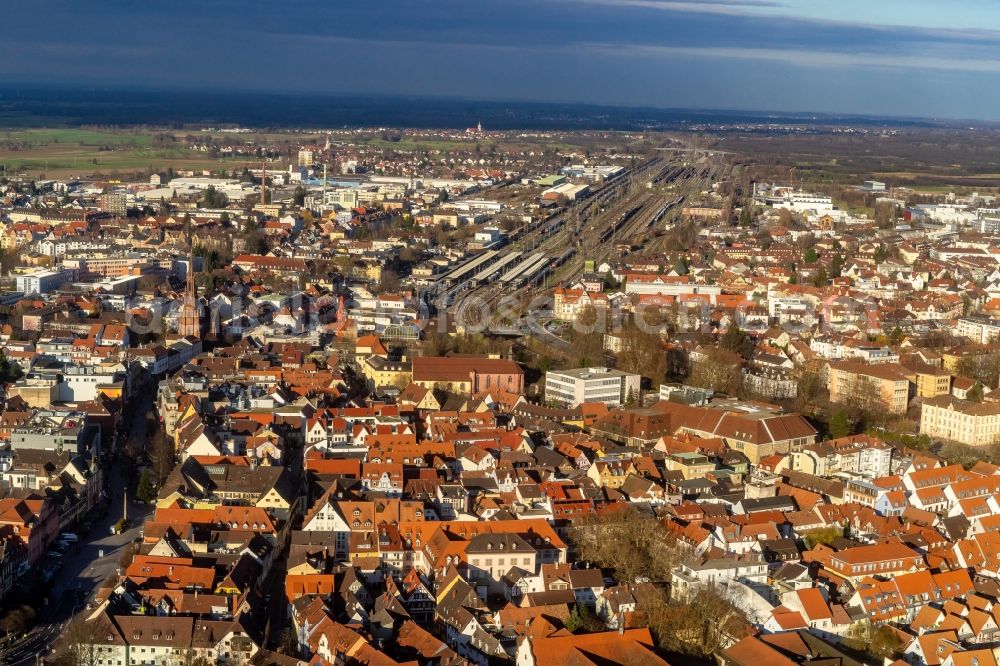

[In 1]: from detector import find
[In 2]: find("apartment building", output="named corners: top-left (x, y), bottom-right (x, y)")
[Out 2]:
top-left (544, 367), bottom-right (640, 408)
top-left (920, 395), bottom-right (1000, 447)
top-left (552, 287), bottom-right (609, 321)
top-left (956, 316), bottom-right (1000, 344)
top-left (828, 361), bottom-right (911, 414)
top-left (827, 541), bottom-right (924, 583)
top-left (904, 364), bottom-right (952, 398)
top-left (664, 452), bottom-right (716, 480)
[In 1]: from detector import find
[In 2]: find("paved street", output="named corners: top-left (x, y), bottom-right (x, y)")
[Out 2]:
top-left (0, 386), bottom-right (156, 665)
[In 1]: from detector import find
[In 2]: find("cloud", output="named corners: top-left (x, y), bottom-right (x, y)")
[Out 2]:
top-left (582, 41), bottom-right (1000, 73)
top-left (568, 0), bottom-right (784, 13)
top-left (559, 0), bottom-right (1000, 45)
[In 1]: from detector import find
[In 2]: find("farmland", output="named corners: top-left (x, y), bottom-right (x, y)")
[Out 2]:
top-left (0, 128), bottom-right (261, 179)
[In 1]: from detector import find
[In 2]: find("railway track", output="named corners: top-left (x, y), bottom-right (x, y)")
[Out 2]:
top-left (441, 153), bottom-right (702, 325)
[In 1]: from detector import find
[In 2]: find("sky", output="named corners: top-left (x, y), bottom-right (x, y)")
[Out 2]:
top-left (4, 0), bottom-right (1000, 120)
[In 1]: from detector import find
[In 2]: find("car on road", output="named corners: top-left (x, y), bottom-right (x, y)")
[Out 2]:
top-left (59, 533), bottom-right (79, 543)
top-left (47, 550), bottom-right (63, 559)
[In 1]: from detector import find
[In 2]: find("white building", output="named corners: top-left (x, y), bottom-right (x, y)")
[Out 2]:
top-left (956, 317), bottom-right (1000, 344)
top-left (473, 227), bottom-right (504, 246)
top-left (15, 267), bottom-right (77, 295)
top-left (782, 194), bottom-right (835, 213)
top-left (544, 367), bottom-right (641, 408)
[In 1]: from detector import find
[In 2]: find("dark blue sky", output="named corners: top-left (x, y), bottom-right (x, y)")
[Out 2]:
top-left (5, 0), bottom-right (1000, 120)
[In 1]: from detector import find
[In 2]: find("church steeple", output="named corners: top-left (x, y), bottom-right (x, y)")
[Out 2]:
top-left (178, 247), bottom-right (201, 339)
top-left (186, 246), bottom-right (196, 298)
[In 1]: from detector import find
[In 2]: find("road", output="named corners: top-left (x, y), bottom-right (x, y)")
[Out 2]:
top-left (0, 387), bottom-right (156, 666)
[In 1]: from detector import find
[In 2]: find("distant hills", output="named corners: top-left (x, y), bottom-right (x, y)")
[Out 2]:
top-left (0, 86), bottom-right (954, 131)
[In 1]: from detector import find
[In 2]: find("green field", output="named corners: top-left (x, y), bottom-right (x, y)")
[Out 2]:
top-left (0, 125), bottom-right (638, 179)
top-left (1, 128), bottom-right (155, 146)
top-left (0, 127), bottom-right (262, 179)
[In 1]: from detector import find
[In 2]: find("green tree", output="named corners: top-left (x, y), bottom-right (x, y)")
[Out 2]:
top-left (828, 409), bottom-right (853, 439)
top-left (244, 229), bottom-right (270, 255)
top-left (968, 381), bottom-right (985, 403)
top-left (803, 248), bottom-right (818, 264)
top-left (830, 254), bottom-right (846, 277)
top-left (136, 469), bottom-right (156, 503)
top-left (624, 387), bottom-right (639, 408)
top-left (200, 186), bottom-right (229, 208)
top-left (565, 604), bottom-right (604, 633)
top-left (812, 267), bottom-right (829, 287)
top-left (719, 326), bottom-right (753, 360)
top-left (0, 351), bottom-right (23, 383)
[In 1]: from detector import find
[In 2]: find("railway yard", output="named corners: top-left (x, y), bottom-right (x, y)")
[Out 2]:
top-left (429, 152), bottom-right (725, 338)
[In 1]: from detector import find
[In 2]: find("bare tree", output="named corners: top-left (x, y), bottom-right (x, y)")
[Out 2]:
top-left (57, 615), bottom-right (115, 666)
top-left (640, 585), bottom-right (749, 657)
top-left (615, 323), bottom-right (666, 386)
top-left (570, 509), bottom-right (682, 584)
top-left (688, 349), bottom-right (744, 396)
